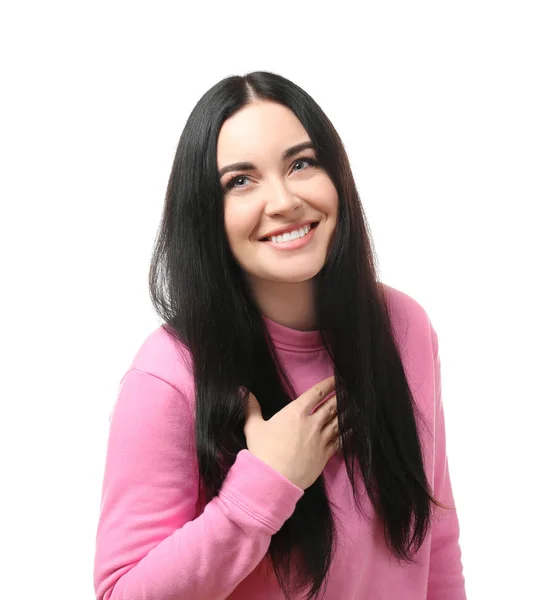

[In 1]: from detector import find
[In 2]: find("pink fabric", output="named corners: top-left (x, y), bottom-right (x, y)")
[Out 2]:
top-left (93, 283), bottom-right (466, 599)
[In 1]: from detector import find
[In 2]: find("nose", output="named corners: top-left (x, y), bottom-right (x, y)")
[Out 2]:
top-left (264, 179), bottom-right (302, 216)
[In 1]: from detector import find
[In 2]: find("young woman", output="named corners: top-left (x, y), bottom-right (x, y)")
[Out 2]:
top-left (93, 71), bottom-right (466, 600)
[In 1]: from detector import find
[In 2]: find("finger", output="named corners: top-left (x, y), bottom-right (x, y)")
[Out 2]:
top-left (321, 416), bottom-right (339, 443)
top-left (325, 424), bottom-right (353, 452)
top-left (316, 396), bottom-right (337, 427)
top-left (244, 392), bottom-right (263, 427)
top-left (303, 376), bottom-right (336, 415)
top-left (326, 433), bottom-right (342, 456)
top-left (309, 392), bottom-right (337, 418)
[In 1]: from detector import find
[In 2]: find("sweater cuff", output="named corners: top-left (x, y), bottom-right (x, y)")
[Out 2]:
top-left (219, 449), bottom-right (304, 533)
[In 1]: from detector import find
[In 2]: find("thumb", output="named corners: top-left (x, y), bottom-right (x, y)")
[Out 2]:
top-left (243, 389), bottom-right (263, 425)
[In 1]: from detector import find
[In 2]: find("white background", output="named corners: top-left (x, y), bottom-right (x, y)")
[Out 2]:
top-left (1, 1), bottom-right (553, 598)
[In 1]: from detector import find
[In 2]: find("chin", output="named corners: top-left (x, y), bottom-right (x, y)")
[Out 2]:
top-left (260, 265), bottom-right (324, 284)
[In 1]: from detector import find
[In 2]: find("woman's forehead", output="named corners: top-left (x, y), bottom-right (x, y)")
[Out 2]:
top-left (217, 102), bottom-right (309, 165)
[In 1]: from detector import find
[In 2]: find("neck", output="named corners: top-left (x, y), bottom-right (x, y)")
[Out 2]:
top-left (247, 277), bottom-right (318, 331)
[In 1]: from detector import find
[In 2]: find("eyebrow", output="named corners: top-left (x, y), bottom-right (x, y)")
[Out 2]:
top-left (218, 141), bottom-right (315, 179)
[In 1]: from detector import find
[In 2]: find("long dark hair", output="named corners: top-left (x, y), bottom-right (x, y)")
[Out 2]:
top-left (149, 71), bottom-right (448, 600)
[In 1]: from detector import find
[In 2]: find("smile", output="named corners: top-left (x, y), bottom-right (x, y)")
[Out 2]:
top-left (261, 222), bottom-right (319, 251)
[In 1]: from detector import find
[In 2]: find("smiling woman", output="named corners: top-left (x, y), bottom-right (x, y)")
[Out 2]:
top-left (93, 71), bottom-right (467, 600)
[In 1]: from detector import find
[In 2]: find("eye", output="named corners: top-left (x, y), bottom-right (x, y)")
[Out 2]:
top-left (224, 175), bottom-right (251, 191)
top-left (224, 157), bottom-right (318, 191)
top-left (292, 157), bottom-right (317, 172)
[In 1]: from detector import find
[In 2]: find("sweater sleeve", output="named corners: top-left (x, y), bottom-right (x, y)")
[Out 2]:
top-left (93, 368), bottom-right (304, 600)
top-left (427, 327), bottom-right (467, 600)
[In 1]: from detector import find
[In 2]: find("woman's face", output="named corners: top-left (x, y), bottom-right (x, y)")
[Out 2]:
top-left (217, 101), bottom-right (338, 288)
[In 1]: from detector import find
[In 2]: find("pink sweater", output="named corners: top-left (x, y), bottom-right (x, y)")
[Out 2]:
top-left (93, 283), bottom-right (466, 599)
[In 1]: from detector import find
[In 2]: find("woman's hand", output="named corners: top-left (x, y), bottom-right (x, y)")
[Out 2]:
top-left (243, 376), bottom-right (343, 490)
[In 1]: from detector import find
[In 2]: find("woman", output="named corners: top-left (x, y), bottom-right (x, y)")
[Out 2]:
top-left (93, 71), bottom-right (466, 600)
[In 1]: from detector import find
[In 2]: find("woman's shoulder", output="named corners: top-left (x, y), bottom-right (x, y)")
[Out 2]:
top-left (380, 281), bottom-right (432, 323)
top-left (122, 323), bottom-right (195, 399)
top-left (379, 281), bottom-right (436, 353)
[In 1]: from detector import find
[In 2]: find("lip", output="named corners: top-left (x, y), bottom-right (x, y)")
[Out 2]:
top-left (260, 222), bottom-right (319, 251)
top-left (259, 220), bottom-right (317, 241)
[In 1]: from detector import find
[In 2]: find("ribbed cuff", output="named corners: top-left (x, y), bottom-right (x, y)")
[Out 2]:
top-left (219, 449), bottom-right (304, 534)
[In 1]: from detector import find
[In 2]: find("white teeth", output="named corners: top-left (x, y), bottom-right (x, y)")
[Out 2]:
top-left (270, 224), bottom-right (311, 244)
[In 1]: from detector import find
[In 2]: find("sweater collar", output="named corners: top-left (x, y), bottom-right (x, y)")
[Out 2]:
top-left (262, 315), bottom-right (325, 351)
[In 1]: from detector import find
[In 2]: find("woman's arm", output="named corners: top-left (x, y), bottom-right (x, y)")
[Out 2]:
top-left (93, 368), bottom-right (304, 600)
top-left (427, 326), bottom-right (467, 600)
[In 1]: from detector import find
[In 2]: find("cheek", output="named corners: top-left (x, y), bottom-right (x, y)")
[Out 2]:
top-left (224, 200), bottom-right (259, 244)
top-left (223, 201), bottom-right (237, 246)
top-left (314, 178), bottom-right (339, 218)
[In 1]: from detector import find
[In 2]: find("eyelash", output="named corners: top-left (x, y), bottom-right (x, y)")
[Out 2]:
top-left (224, 157), bottom-right (318, 191)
